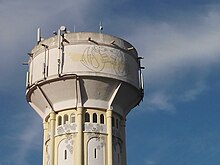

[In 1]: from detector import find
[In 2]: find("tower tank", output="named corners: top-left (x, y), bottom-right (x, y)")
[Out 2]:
top-left (26, 26), bottom-right (144, 165)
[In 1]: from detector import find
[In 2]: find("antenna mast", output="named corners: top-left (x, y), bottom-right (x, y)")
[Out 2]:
top-left (99, 21), bottom-right (103, 33)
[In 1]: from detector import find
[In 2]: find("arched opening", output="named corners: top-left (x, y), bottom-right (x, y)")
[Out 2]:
top-left (58, 116), bottom-right (62, 126)
top-left (113, 143), bottom-right (122, 165)
top-left (93, 113), bottom-right (97, 123)
top-left (64, 114), bottom-right (69, 124)
top-left (85, 112), bottom-right (90, 122)
top-left (100, 114), bottom-right (104, 124)
top-left (58, 139), bottom-right (74, 165)
top-left (71, 113), bottom-right (75, 123)
top-left (88, 138), bottom-right (105, 165)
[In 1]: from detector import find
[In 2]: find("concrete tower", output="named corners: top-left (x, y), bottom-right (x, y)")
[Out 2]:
top-left (25, 26), bottom-right (144, 165)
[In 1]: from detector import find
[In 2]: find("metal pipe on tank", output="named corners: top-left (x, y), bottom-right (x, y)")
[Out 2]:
top-left (57, 29), bottom-right (61, 49)
top-left (57, 29), bottom-right (61, 75)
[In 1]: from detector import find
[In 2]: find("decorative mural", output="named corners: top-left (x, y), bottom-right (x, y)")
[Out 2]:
top-left (57, 123), bottom-right (77, 135)
top-left (81, 46), bottom-right (128, 77)
top-left (64, 135), bottom-right (74, 154)
top-left (84, 123), bottom-right (107, 134)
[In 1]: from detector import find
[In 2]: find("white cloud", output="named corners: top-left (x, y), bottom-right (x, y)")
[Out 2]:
top-left (0, 0), bottom-right (93, 44)
top-left (0, 0), bottom-right (98, 88)
top-left (145, 92), bottom-right (175, 112)
top-left (126, 8), bottom-right (220, 111)
top-left (181, 80), bottom-right (208, 102)
top-left (145, 160), bottom-right (157, 165)
top-left (0, 112), bottom-right (42, 165)
top-left (132, 15), bottom-right (220, 77)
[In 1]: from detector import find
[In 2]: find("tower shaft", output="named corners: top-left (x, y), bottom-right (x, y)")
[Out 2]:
top-left (41, 108), bottom-right (126, 165)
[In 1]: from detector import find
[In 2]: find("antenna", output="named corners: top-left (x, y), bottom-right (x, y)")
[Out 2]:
top-left (37, 27), bottom-right (41, 44)
top-left (99, 21), bottom-right (103, 33)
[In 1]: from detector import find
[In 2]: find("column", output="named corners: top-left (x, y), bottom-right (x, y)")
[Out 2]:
top-left (42, 121), bottom-right (48, 165)
top-left (49, 111), bottom-right (56, 165)
top-left (76, 107), bottom-right (84, 165)
top-left (106, 109), bottom-right (113, 165)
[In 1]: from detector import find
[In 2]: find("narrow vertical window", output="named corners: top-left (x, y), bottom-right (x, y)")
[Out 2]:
top-left (94, 148), bottom-right (97, 159)
top-left (64, 114), bottom-right (68, 124)
top-left (100, 114), bottom-right (104, 124)
top-left (85, 112), bottom-right (90, 122)
top-left (71, 113), bottom-right (75, 123)
top-left (112, 117), bottom-right (115, 127)
top-left (58, 116), bottom-right (62, 126)
top-left (64, 150), bottom-right (67, 160)
top-left (93, 113), bottom-right (97, 123)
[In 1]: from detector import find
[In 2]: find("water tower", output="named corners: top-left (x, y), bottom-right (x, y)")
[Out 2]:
top-left (25, 26), bottom-right (144, 165)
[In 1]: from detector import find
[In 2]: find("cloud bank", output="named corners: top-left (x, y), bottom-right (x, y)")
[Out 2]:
top-left (128, 8), bottom-right (220, 112)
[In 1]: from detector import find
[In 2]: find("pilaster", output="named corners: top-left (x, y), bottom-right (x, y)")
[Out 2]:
top-left (76, 107), bottom-right (84, 165)
top-left (49, 111), bottom-right (56, 165)
top-left (106, 109), bottom-right (113, 165)
top-left (42, 121), bottom-right (48, 165)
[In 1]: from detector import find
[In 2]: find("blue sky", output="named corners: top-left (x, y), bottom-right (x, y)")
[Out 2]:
top-left (0, 0), bottom-right (220, 165)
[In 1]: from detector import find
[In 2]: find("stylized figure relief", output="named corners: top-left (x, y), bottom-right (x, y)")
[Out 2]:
top-left (81, 46), bottom-right (128, 77)
top-left (81, 46), bottom-right (104, 71)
